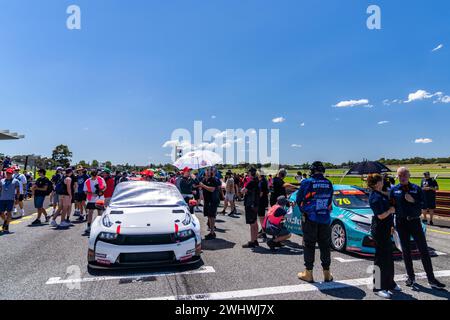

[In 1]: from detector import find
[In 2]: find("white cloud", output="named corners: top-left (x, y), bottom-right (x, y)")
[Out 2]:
top-left (414, 138), bottom-right (433, 144)
top-left (221, 143), bottom-right (232, 149)
top-left (211, 115), bottom-right (217, 119)
top-left (378, 121), bottom-right (390, 125)
top-left (291, 144), bottom-right (302, 148)
top-left (440, 96), bottom-right (450, 103)
top-left (432, 44), bottom-right (443, 52)
top-left (333, 99), bottom-right (370, 108)
top-left (272, 117), bottom-right (286, 123)
top-left (300, 122), bottom-right (306, 127)
top-left (404, 90), bottom-right (442, 103)
top-left (214, 131), bottom-right (228, 139)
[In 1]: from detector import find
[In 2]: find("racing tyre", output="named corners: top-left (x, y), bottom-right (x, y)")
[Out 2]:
top-left (331, 221), bottom-right (347, 252)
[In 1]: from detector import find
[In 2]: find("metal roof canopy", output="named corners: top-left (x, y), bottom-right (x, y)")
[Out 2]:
top-left (0, 130), bottom-right (25, 140)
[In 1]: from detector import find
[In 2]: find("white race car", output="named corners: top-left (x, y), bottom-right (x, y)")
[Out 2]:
top-left (87, 181), bottom-right (202, 269)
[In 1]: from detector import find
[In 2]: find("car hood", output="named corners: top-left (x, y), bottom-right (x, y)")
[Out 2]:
top-left (336, 208), bottom-right (373, 225)
top-left (106, 206), bottom-right (189, 234)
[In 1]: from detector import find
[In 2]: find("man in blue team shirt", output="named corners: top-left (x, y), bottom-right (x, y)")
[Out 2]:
top-left (296, 161), bottom-right (334, 283)
top-left (390, 167), bottom-right (445, 289)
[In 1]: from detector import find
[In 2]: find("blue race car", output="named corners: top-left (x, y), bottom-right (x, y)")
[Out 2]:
top-left (286, 185), bottom-right (426, 256)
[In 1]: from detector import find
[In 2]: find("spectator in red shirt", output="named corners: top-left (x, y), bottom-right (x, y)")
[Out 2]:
top-left (101, 169), bottom-right (115, 207)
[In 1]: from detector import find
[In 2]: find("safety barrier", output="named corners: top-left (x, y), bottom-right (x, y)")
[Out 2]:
top-left (436, 191), bottom-right (450, 217)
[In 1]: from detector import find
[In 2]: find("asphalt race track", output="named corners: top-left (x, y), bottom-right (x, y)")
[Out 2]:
top-left (1, 199), bottom-right (449, 300)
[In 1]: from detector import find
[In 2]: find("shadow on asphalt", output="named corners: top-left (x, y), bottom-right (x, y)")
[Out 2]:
top-left (316, 284), bottom-right (367, 300)
top-left (201, 238), bottom-right (236, 251)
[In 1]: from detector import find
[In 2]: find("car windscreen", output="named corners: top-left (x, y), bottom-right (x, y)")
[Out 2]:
top-left (110, 182), bottom-right (186, 208)
top-left (333, 190), bottom-right (370, 209)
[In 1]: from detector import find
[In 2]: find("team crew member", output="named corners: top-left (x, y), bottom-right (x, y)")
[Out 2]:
top-left (421, 172), bottom-right (439, 226)
top-left (296, 161), bottom-right (334, 283)
top-left (270, 168), bottom-right (298, 207)
top-left (84, 169), bottom-right (107, 235)
top-left (391, 167), bottom-right (445, 289)
top-left (50, 167), bottom-right (64, 215)
top-left (51, 168), bottom-right (75, 228)
top-left (74, 167), bottom-right (89, 220)
top-left (0, 168), bottom-right (20, 233)
top-left (31, 169), bottom-right (52, 225)
top-left (13, 166), bottom-right (27, 217)
top-left (221, 171), bottom-right (237, 216)
top-left (258, 171), bottom-right (269, 239)
top-left (199, 167), bottom-right (221, 240)
top-left (264, 196), bottom-right (292, 250)
top-left (368, 174), bottom-right (401, 299)
top-left (242, 167), bottom-right (260, 248)
top-left (102, 169), bottom-right (115, 207)
top-left (178, 167), bottom-right (194, 203)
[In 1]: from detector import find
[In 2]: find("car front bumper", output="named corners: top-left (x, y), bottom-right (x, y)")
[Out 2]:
top-left (88, 238), bottom-right (201, 269)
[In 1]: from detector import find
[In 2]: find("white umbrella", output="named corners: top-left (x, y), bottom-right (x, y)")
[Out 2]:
top-left (174, 150), bottom-right (223, 170)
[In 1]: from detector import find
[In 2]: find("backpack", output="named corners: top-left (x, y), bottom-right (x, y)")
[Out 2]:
top-left (55, 175), bottom-right (66, 195)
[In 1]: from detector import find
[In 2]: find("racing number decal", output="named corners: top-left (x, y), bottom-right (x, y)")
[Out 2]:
top-left (336, 198), bottom-right (351, 206)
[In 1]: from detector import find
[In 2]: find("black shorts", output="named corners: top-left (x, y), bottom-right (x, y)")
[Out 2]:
top-left (203, 201), bottom-right (218, 218)
top-left (15, 194), bottom-right (24, 202)
top-left (245, 206), bottom-right (258, 225)
top-left (74, 193), bottom-right (87, 202)
top-left (258, 205), bottom-right (267, 217)
top-left (86, 202), bottom-right (99, 210)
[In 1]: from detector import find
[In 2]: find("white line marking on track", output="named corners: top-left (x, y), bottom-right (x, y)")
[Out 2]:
top-left (46, 266), bottom-right (216, 285)
top-left (142, 270), bottom-right (450, 300)
top-left (334, 257), bottom-right (364, 263)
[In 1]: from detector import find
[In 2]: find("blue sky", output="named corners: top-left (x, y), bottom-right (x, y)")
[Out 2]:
top-left (0, 0), bottom-right (449, 166)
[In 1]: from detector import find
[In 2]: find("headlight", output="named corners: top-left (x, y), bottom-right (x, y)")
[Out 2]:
top-left (102, 215), bottom-right (113, 228)
top-left (176, 229), bottom-right (194, 241)
top-left (353, 221), bottom-right (371, 233)
top-left (182, 213), bottom-right (192, 226)
top-left (98, 232), bottom-right (118, 240)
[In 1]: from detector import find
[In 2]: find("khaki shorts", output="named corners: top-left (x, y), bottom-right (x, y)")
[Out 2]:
top-left (59, 195), bottom-right (72, 207)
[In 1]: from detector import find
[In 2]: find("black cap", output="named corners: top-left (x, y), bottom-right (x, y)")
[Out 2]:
top-left (310, 161), bottom-right (326, 174)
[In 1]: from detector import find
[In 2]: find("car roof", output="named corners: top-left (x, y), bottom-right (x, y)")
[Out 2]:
top-left (333, 184), bottom-right (360, 191)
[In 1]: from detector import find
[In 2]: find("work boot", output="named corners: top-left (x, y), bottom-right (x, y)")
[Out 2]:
top-left (298, 270), bottom-right (314, 283)
top-left (323, 269), bottom-right (334, 282)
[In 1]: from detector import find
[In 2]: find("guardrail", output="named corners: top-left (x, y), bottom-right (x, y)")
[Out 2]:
top-left (436, 191), bottom-right (450, 218)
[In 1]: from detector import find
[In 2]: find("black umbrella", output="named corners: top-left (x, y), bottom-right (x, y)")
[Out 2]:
top-left (346, 161), bottom-right (392, 175)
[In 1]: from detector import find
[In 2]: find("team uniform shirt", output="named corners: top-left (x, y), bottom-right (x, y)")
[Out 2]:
top-left (295, 174), bottom-right (334, 224)
top-left (179, 177), bottom-right (194, 196)
top-left (13, 173), bottom-right (27, 195)
top-left (421, 178), bottom-right (439, 209)
top-left (390, 183), bottom-right (423, 219)
top-left (202, 177), bottom-right (221, 205)
top-left (369, 190), bottom-right (394, 235)
top-left (84, 177), bottom-right (106, 203)
top-left (270, 177), bottom-right (286, 205)
top-left (0, 178), bottom-right (20, 201)
top-left (244, 177), bottom-right (260, 209)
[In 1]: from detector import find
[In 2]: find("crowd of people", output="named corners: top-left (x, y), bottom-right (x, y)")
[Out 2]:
top-left (0, 158), bottom-right (447, 298)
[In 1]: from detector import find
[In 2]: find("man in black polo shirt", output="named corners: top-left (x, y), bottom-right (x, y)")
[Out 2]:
top-left (421, 172), bottom-right (439, 226)
top-left (390, 167), bottom-right (445, 289)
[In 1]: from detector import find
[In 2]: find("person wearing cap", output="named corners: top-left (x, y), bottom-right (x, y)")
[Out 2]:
top-left (13, 166), bottom-right (27, 217)
top-left (242, 167), bottom-right (261, 248)
top-left (421, 171), bottom-right (439, 226)
top-left (263, 196), bottom-right (292, 250)
top-left (101, 168), bottom-right (115, 207)
top-left (74, 167), bottom-right (89, 221)
top-left (296, 161), bottom-right (334, 283)
top-left (178, 167), bottom-right (195, 204)
top-left (0, 168), bottom-right (20, 233)
top-left (83, 169), bottom-right (107, 235)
